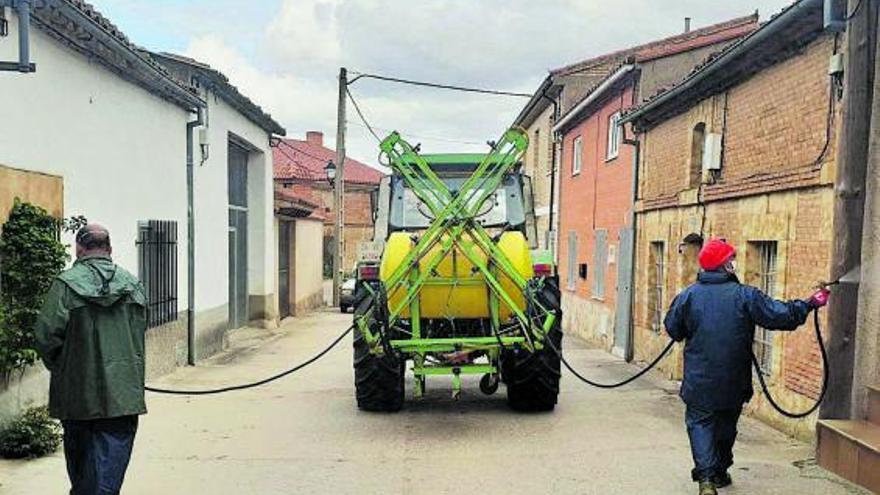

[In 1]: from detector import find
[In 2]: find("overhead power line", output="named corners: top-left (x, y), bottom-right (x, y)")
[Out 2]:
top-left (347, 71), bottom-right (532, 98)
top-left (346, 86), bottom-right (383, 143)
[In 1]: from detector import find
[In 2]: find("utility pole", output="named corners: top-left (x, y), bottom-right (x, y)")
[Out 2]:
top-left (333, 67), bottom-right (347, 307)
top-left (822, 0), bottom-right (878, 420)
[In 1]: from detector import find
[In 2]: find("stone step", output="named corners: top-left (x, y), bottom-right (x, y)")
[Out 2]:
top-left (868, 384), bottom-right (880, 427)
top-left (817, 419), bottom-right (880, 493)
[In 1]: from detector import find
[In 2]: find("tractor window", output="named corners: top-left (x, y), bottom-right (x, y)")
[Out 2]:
top-left (401, 187), bottom-right (507, 228)
top-left (388, 175), bottom-right (526, 231)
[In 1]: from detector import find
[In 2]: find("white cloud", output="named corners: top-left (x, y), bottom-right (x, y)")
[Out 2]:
top-left (182, 0), bottom-right (795, 166)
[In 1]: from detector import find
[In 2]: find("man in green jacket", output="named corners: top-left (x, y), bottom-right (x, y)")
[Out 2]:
top-left (34, 224), bottom-right (147, 495)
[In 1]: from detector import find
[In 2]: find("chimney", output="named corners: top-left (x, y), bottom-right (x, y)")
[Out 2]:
top-left (684, 17), bottom-right (691, 33)
top-left (306, 131), bottom-right (324, 147)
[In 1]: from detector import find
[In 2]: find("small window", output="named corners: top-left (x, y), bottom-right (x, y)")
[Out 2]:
top-left (593, 229), bottom-right (608, 299)
top-left (137, 220), bottom-right (179, 329)
top-left (567, 231), bottom-right (578, 290)
top-left (648, 241), bottom-right (666, 332)
top-left (607, 112), bottom-right (622, 160)
top-left (572, 136), bottom-right (583, 175)
top-left (751, 241), bottom-right (778, 375)
top-left (690, 123), bottom-right (706, 187)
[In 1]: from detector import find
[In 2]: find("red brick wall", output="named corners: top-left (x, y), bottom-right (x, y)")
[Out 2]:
top-left (632, 35), bottom-right (839, 415)
top-left (559, 86), bottom-right (635, 309)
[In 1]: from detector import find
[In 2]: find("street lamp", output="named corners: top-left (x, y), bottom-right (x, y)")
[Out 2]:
top-left (324, 160), bottom-right (336, 185)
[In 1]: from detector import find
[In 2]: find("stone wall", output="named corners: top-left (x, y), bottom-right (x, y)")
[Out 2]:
top-left (631, 35), bottom-right (839, 440)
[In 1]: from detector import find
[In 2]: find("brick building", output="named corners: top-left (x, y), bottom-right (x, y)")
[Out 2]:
top-left (551, 17), bottom-right (757, 356)
top-left (622, 1), bottom-right (839, 440)
top-left (273, 132), bottom-right (384, 276)
top-left (511, 15), bottom-right (757, 259)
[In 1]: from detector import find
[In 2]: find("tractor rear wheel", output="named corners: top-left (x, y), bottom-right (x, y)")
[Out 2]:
top-left (501, 280), bottom-right (562, 412)
top-left (353, 296), bottom-right (405, 412)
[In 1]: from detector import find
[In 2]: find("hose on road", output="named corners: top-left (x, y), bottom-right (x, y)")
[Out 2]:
top-left (144, 323), bottom-right (354, 396)
top-left (549, 308), bottom-right (829, 419)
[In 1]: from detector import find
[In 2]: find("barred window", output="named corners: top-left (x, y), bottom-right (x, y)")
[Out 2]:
top-left (137, 220), bottom-right (178, 328)
top-left (649, 241), bottom-right (665, 332)
top-left (751, 241), bottom-right (778, 375)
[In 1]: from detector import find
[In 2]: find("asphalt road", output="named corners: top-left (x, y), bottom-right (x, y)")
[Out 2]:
top-left (0, 309), bottom-right (867, 494)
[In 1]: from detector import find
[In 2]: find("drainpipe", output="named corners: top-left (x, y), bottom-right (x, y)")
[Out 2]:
top-left (621, 122), bottom-right (641, 363)
top-left (0, 0), bottom-right (35, 72)
top-left (540, 87), bottom-right (560, 269)
top-left (186, 107), bottom-right (205, 365)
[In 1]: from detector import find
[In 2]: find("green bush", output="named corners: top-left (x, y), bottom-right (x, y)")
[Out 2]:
top-left (0, 199), bottom-right (70, 372)
top-left (0, 406), bottom-right (62, 459)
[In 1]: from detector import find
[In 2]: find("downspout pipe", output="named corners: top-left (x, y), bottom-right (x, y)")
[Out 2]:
top-left (621, 125), bottom-right (640, 363)
top-left (540, 86), bottom-right (560, 271)
top-left (0, 0), bottom-right (35, 72)
top-left (186, 106), bottom-right (205, 365)
top-left (15, 0), bottom-right (31, 72)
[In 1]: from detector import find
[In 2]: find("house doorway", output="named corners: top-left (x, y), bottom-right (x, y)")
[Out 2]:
top-left (228, 142), bottom-right (250, 329)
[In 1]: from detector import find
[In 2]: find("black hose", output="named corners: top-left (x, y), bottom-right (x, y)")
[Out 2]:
top-left (751, 309), bottom-right (828, 419)
top-left (545, 334), bottom-right (676, 389)
top-left (144, 324), bottom-right (354, 396)
top-left (550, 308), bottom-right (829, 419)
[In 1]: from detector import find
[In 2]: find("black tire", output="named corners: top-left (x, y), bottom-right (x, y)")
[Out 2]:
top-left (500, 280), bottom-right (562, 412)
top-left (340, 304), bottom-right (349, 313)
top-left (353, 296), bottom-right (405, 412)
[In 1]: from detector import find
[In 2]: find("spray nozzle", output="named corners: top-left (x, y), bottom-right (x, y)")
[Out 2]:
top-left (817, 279), bottom-right (840, 289)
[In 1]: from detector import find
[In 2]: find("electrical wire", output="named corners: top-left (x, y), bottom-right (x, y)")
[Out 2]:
top-left (144, 323), bottom-right (354, 395)
top-left (347, 71), bottom-right (532, 98)
top-left (346, 86), bottom-right (383, 143)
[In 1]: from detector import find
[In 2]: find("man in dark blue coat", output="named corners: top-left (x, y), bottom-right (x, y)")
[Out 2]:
top-left (663, 238), bottom-right (829, 495)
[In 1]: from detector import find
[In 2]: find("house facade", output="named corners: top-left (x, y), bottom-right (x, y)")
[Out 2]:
top-left (623, 1), bottom-right (838, 440)
top-left (0, 0), bottom-right (284, 423)
top-left (273, 131), bottom-right (383, 278)
top-left (553, 17), bottom-right (758, 356)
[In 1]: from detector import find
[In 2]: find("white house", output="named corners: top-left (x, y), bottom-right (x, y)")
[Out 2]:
top-left (0, 0), bottom-right (284, 422)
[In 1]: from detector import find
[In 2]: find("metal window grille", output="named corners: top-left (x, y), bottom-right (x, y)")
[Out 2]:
top-left (753, 241), bottom-right (778, 374)
top-left (593, 229), bottom-right (608, 299)
top-left (650, 242), bottom-right (665, 332)
top-left (137, 220), bottom-right (178, 329)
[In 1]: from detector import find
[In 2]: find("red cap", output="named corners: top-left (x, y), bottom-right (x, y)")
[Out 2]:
top-left (698, 238), bottom-right (736, 271)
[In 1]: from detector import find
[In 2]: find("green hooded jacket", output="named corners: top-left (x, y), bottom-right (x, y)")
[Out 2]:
top-left (34, 255), bottom-right (148, 420)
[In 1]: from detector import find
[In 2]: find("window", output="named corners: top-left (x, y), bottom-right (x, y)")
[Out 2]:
top-left (533, 129), bottom-right (541, 172)
top-left (567, 231), bottom-right (578, 290)
top-left (593, 229), bottom-right (608, 299)
top-left (648, 241), bottom-right (665, 332)
top-left (751, 241), bottom-right (778, 375)
top-left (607, 112), bottom-right (622, 160)
top-left (137, 220), bottom-right (179, 328)
top-left (572, 136), bottom-right (583, 175)
top-left (689, 123), bottom-right (706, 187)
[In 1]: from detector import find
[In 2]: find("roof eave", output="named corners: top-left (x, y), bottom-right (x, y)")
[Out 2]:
top-left (622, 0), bottom-right (824, 130)
top-left (552, 64), bottom-right (636, 133)
top-left (512, 75), bottom-right (561, 128)
top-left (32, 1), bottom-right (204, 111)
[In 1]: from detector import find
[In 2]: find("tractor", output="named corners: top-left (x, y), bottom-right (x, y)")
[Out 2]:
top-left (352, 128), bottom-right (562, 412)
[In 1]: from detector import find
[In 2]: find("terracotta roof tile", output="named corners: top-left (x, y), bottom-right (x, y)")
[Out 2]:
top-left (273, 137), bottom-right (384, 185)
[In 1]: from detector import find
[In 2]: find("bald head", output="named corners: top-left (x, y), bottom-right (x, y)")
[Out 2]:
top-left (75, 223), bottom-right (112, 259)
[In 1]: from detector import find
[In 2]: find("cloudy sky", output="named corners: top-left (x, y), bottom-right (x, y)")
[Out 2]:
top-left (93, 0), bottom-right (794, 167)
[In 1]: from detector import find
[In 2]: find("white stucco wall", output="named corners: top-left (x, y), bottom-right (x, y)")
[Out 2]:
top-left (295, 218), bottom-right (324, 307)
top-left (1, 10), bottom-right (275, 331)
top-left (0, 11), bottom-right (191, 306)
top-left (195, 93), bottom-right (275, 314)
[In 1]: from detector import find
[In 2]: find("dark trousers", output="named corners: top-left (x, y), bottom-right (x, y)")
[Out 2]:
top-left (62, 415), bottom-right (138, 495)
top-left (685, 404), bottom-right (742, 482)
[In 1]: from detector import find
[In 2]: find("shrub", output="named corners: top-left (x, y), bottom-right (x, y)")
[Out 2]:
top-left (0, 199), bottom-right (70, 372)
top-left (0, 406), bottom-right (62, 459)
